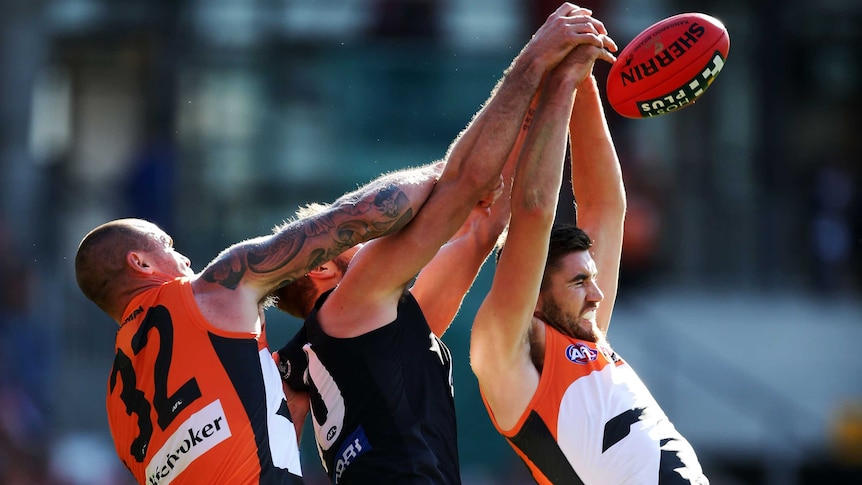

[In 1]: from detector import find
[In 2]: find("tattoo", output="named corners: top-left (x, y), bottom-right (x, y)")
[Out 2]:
top-left (522, 106), bottom-right (535, 131)
top-left (247, 232), bottom-right (307, 275)
top-left (201, 253), bottom-right (248, 290)
top-left (374, 185), bottom-right (403, 218)
top-left (202, 186), bottom-right (414, 290)
top-left (374, 188), bottom-right (412, 234)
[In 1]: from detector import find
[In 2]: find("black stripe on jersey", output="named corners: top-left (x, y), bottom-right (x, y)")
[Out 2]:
top-left (602, 407), bottom-right (644, 452)
top-left (659, 437), bottom-right (700, 484)
top-left (509, 410), bottom-right (584, 485)
top-left (209, 334), bottom-right (303, 485)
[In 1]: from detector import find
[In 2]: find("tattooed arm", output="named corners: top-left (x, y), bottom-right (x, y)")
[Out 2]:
top-left (191, 162), bottom-right (443, 332)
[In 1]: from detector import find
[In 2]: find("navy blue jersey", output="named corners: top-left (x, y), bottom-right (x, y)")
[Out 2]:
top-left (282, 290), bottom-right (460, 484)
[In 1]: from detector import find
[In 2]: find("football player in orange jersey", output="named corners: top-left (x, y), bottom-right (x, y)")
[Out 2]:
top-left (469, 17), bottom-right (709, 485)
top-left (74, 162), bottom-right (447, 484)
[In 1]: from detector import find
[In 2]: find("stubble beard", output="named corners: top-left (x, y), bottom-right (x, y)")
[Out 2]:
top-left (540, 298), bottom-right (604, 344)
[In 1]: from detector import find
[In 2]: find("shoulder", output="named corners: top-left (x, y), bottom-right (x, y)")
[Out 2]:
top-left (189, 273), bottom-right (263, 333)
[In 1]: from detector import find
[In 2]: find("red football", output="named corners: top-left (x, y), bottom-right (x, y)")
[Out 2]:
top-left (606, 12), bottom-right (730, 119)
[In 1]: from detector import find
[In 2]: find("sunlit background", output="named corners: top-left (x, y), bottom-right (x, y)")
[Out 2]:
top-left (1, 0), bottom-right (861, 484)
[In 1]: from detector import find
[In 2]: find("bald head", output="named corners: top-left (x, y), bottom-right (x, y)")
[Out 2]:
top-left (75, 218), bottom-right (161, 316)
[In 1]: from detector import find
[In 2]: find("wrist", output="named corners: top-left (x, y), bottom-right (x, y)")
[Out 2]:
top-left (579, 74), bottom-right (599, 91)
top-left (507, 52), bottom-right (548, 95)
top-left (545, 71), bottom-right (581, 96)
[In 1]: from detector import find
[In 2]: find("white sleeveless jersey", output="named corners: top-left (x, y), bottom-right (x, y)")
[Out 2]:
top-left (482, 324), bottom-right (708, 485)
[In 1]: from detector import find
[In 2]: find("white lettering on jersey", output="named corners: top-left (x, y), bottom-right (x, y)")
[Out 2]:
top-left (145, 400), bottom-right (231, 485)
top-left (333, 428), bottom-right (371, 484)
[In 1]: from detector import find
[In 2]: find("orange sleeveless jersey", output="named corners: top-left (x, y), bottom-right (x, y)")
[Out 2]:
top-left (107, 278), bottom-right (302, 485)
top-left (482, 325), bottom-right (707, 485)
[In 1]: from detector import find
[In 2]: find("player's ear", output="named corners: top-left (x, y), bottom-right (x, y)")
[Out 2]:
top-left (307, 262), bottom-right (339, 281)
top-left (127, 251), bottom-right (153, 274)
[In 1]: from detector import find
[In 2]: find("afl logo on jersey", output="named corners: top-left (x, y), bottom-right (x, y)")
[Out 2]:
top-left (565, 343), bottom-right (598, 364)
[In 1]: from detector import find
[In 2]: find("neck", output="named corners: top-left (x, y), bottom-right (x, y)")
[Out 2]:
top-left (112, 277), bottom-right (171, 324)
top-left (303, 289), bottom-right (326, 318)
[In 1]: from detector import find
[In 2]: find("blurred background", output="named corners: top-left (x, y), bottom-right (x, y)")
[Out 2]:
top-left (1, 0), bottom-right (861, 483)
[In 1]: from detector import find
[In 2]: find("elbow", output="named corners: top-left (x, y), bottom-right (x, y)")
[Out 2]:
top-left (517, 189), bottom-right (559, 220)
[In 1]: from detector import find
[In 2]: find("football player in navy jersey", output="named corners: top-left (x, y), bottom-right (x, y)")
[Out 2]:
top-left (272, 4), bottom-right (618, 483)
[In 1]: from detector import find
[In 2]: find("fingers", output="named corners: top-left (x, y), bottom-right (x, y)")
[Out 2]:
top-left (570, 12), bottom-right (606, 36)
top-left (547, 44), bottom-right (615, 88)
top-left (551, 3), bottom-right (591, 19)
top-left (594, 45), bottom-right (617, 65)
top-left (530, 4), bottom-right (618, 73)
top-left (563, 13), bottom-right (617, 53)
top-left (602, 35), bottom-right (618, 54)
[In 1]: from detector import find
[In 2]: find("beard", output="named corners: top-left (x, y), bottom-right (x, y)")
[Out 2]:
top-left (539, 297), bottom-right (604, 344)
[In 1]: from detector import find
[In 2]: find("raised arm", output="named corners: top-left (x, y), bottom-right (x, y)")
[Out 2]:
top-left (409, 146), bottom-right (514, 337)
top-left (317, 4), bottom-right (610, 338)
top-left (470, 44), bottom-right (615, 431)
top-left (409, 87), bottom-right (541, 337)
top-left (569, 75), bottom-right (625, 334)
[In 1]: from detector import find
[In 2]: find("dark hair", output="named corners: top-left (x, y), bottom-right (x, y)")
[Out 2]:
top-left (546, 223), bottom-right (592, 271)
top-left (493, 223), bottom-right (592, 288)
top-left (542, 224), bottom-right (592, 289)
